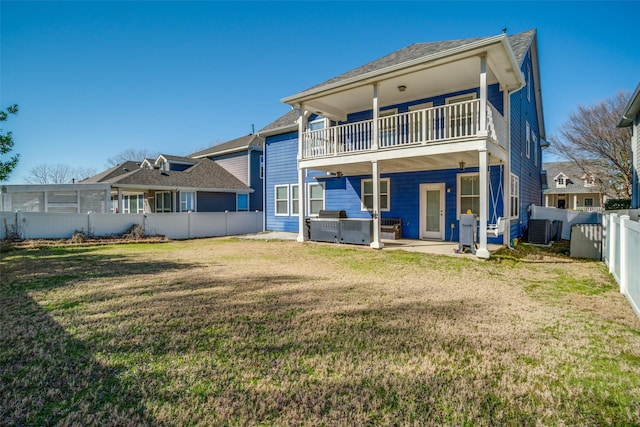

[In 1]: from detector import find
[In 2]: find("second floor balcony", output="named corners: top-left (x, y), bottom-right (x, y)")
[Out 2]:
top-left (302, 99), bottom-right (506, 161)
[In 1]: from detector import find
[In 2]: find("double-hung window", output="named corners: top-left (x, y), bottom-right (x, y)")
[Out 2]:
top-left (361, 178), bottom-right (390, 211)
top-left (156, 192), bottom-right (171, 213)
top-left (378, 109), bottom-right (398, 147)
top-left (275, 185), bottom-right (289, 216)
top-left (447, 94), bottom-right (477, 138)
top-left (291, 184), bottom-right (299, 216)
top-left (308, 183), bottom-right (325, 216)
top-left (510, 173), bottom-right (520, 219)
top-left (526, 121), bottom-right (531, 159)
top-left (458, 173), bottom-right (480, 216)
top-left (180, 192), bottom-right (195, 212)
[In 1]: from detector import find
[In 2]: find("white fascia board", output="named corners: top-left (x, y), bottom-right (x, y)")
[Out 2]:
top-left (193, 145), bottom-right (264, 159)
top-left (257, 124), bottom-right (298, 137)
top-left (619, 82), bottom-right (640, 127)
top-left (281, 34), bottom-right (508, 106)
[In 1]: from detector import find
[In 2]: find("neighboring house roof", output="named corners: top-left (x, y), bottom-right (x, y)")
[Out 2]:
top-left (619, 81), bottom-right (640, 127)
top-left (85, 158), bottom-right (251, 192)
top-left (81, 161), bottom-right (141, 183)
top-left (542, 161), bottom-right (606, 195)
top-left (189, 134), bottom-right (264, 158)
top-left (259, 29), bottom-right (538, 137)
top-left (157, 154), bottom-right (197, 164)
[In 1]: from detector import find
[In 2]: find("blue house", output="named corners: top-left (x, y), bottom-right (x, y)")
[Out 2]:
top-left (190, 134), bottom-right (264, 212)
top-left (619, 82), bottom-right (640, 209)
top-left (259, 29), bottom-right (545, 258)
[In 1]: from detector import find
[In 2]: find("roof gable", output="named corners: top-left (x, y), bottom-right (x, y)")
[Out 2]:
top-left (189, 134), bottom-right (264, 158)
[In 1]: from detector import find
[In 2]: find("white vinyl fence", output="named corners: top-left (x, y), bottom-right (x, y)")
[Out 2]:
top-left (603, 212), bottom-right (640, 319)
top-left (0, 211), bottom-right (263, 240)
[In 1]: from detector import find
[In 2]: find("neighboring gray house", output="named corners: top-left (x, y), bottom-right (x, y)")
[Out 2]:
top-left (619, 82), bottom-right (640, 209)
top-left (83, 155), bottom-right (252, 213)
top-left (189, 134), bottom-right (264, 212)
top-left (542, 161), bottom-right (608, 212)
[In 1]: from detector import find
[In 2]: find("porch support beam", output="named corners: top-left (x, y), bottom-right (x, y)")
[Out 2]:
top-left (503, 87), bottom-right (511, 247)
top-left (477, 149), bottom-right (490, 258)
top-left (479, 54), bottom-right (488, 137)
top-left (371, 83), bottom-right (379, 150)
top-left (370, 160), bottom-right (383, 249)
top-left (297, 106), bottom-right (309, 242)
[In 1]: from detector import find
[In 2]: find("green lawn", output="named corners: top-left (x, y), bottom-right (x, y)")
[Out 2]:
top-left (1, 238), bottom-right (639, 426)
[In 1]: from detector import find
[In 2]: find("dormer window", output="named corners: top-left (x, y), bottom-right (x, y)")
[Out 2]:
top-left (555, 173), bottom-right (567, 188)
top-left (583, 174), bottom-right (596, 187)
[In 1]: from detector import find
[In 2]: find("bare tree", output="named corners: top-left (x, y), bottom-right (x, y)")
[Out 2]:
top-left (24, 163), bottom-right (97, 184)
top-left (550, 91), bottom-right (633, 198)
top-left (107, 149), bottom-right (159, 166)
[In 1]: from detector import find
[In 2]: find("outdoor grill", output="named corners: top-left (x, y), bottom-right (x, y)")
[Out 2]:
top-left (309, 210), bottom-right (373, 245)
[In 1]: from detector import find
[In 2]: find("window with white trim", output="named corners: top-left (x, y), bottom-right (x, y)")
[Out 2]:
top-left (458, 173), bottom-right (479, 217)
top-left (526, 121), bottom-right (531, 159)
top-left (275, 185), bottom-right (289, 216)
top-left (259, 155), bottom-right (264, 179)
top-left (155, 192), bottom-right (171, 213)
top-left (585, 198), bottom-right (594, 207)
top-left (180, 192), bottom-right (196, 212)
top-left (555, 174), bottom-right (567, 188)
top-left (237, 193), bottom-right (248, 211)
top-left (123, 194), bottom-right (144, 213)
top-left (378, 109), bottom-right (398, 147)
top-left (291, 184), bottom-right (299, 216)
top-left (447, 93), bottom-right (477, 138)
top-left (532, 131), bottom-right (538, 166)
top-left (510, 173), bottom-right (520, 219)
top-left (361, 178), bottom-right (390, 211)
top-left (308, 183), bottom-right (325, 216)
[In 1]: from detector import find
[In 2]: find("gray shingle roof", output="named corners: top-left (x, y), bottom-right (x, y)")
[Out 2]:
top-left (81, 161), bottom-right (142, 183)
top-left (543, 161), bottom-right (606, 195)
top-left (189, 134), bottom-right (264, 158)
top-left (86, 158), bottom-right (249, 191)
top-left (158, 154), bottom-right (197, 164)
top-left (260, 29), bottom-right (536, 136)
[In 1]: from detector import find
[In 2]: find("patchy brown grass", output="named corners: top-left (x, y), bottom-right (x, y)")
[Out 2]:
top-left (1, 238), bottom-right (639, 426)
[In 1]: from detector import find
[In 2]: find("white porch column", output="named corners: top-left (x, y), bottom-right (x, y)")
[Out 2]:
top-left (479, 55), bottom-right (488, 136)
top-left (545, 194), bottom-right (549, 207)
top-left (370, 160), bottom-right (383, 249)
top-left (573, 194), bottom-right (578, 210)
top-left (477, 150), bottom-right (490, 258)
top-left (297, 106), bottom-right (309, 242)
top-left (117, 188), bottom-right (123, 214)
top-left (503, 88), bottom-right (511, 247)
top-left (371, 83), bottom-right (379, 150)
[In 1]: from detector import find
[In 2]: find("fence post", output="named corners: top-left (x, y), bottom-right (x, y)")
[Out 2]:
top-left (225, 210), bottom-right (229, 236)
top-left (16, 210), bottom-right (25, 239)
top-left (188, 211), bottom-right (191, 239)
top-left (87, 211), bottom-right (93, 236)
top-left (620, 215), bottom-right (630, 296)
top-left (609, 214), bottom-right (617, 276)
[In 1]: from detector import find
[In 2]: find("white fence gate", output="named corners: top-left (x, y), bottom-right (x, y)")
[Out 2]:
top-left (0, 211), bottom-right (263, 240)
top-left (603, 212), bottom-right (640, 319)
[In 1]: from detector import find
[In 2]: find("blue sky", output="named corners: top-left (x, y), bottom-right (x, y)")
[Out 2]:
top-left (1, 1), bottom-right (639, 184)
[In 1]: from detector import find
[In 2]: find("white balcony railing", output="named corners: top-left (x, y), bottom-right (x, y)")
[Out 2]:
top-left (302, 99), bottom-right (506, 159)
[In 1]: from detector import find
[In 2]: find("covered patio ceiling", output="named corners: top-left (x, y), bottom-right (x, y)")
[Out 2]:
top-left (285, 37), bottom-right (523, 122)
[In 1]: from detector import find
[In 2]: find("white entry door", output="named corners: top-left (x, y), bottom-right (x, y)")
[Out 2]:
top-left (420, 183), bottom-right (445, 240)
